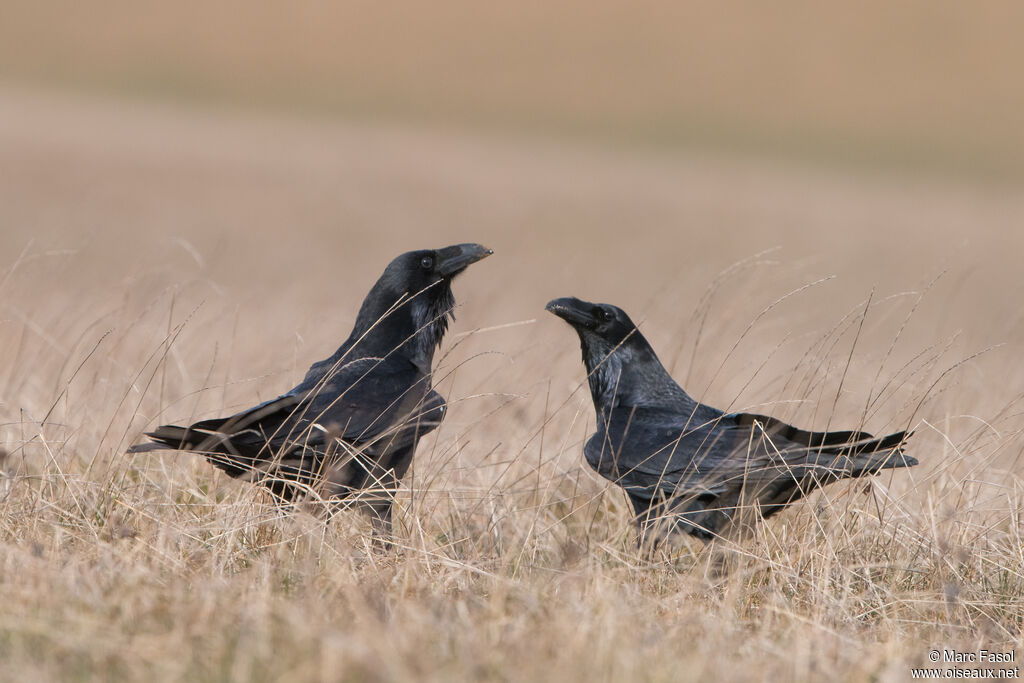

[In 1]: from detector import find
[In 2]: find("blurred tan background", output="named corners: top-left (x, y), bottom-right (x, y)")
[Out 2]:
top-left (3, 1), bottom-right (1024, 176)
top-left (3, 0), bottom-right (1024, 434)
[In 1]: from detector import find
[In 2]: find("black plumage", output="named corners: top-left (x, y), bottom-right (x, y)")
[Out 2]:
top-left (546, 296), bottom-right (917, 545)
top-left (130, 243), bottom-right (492, 533)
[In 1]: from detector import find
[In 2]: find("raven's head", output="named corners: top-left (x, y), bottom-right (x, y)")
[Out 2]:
top-left (546, 297), bottom-right (658, 404)
top-left (548, 297), bottom-right (695, 410)
top-left (545, 297), bottom-right (639, 350)
top-left (352, 243), bottom-right (492, 364)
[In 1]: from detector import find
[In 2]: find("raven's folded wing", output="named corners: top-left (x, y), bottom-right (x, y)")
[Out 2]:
top-left (139, 393), bottom-right (302, 452)
top-left (137, 355), bottom-right (444, 460)
top-left (585, 405), bottom-right (910, 498)
top-left (300, 356), bottom-right (443, 449)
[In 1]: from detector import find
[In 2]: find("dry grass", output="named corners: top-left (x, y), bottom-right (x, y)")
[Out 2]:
top-left (2, 90), bottom-right (1024, 681)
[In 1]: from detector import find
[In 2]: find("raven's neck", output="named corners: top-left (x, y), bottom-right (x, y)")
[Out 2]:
top-left (580, 334), bottom-right (696, 417)
top-left (303, 285), bottom-right (453, 386)
top-left (345, 285), bottom-right (452, 370)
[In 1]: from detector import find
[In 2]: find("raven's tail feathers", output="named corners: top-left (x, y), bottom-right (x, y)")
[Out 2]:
top-left (843, 429), bottom-right (918, 472)
top-left (125, 440), bottom-right (174, 454)
top-left (126, 417), bottom-right (231, 454)
top-left (740, 413), bottom-right (915, 465)
top-left (853, 429), bottom-right (911, 454)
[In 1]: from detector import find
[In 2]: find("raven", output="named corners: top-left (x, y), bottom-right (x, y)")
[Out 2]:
top-left (130, 243), bottom-right (492, 534)
top-left (546, 296), bottom-right (916, 545)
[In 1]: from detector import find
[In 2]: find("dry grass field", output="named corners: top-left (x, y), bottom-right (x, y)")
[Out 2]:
top-left (2, 5), bottom-right (1024, 680)
top-left (2, 88), bottom-right (1023, 682)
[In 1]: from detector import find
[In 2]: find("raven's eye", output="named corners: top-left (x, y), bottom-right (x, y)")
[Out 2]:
top-left (599, 309), bottom-right (615, 323)
top-left (420, 256), bottom-right (434, 270)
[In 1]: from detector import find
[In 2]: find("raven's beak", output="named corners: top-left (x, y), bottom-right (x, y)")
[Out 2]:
top-left (545, 297), bottom-right (597, 328)
top-left (436, 243), bottom-right (494, 277)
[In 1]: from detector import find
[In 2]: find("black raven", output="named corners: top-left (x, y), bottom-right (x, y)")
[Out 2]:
top-left (130, 243), bottom-right (492, 534)
top-left (546, 296), bottom-right (916, 545)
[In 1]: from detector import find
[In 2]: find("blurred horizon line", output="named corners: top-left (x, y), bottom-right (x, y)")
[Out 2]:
top-left (3, 1), bottom-right (1023, 183)
top-left (3, 77), bottom-right (1020, 189)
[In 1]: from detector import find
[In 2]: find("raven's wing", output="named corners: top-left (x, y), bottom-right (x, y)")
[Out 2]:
top-left (586, 404), bottom-right (912, 536)
top-left (587, 405), bottom-right (909, 489)
top-left (137, 394), bottom-right (301, 464)
top-left (299, 356), bottom-right (444, 449)
top-left (584, 403), bottom-right (742, 501)
top-left (137, 355), bottom-right (444, 472)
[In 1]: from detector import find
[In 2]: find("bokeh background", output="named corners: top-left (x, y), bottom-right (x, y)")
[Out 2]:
top-left (5, 1), bottom-right (1024, 176)
top-left (2, 3), bottom-right (1024, 681)
top-left (4, 0), bottom-right (1023, 433)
